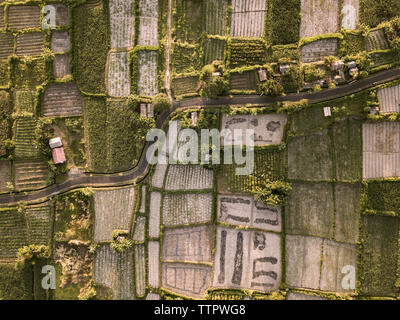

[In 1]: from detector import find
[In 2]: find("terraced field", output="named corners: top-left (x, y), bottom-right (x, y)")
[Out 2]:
top-left (0, 7), bottom-right (4, 29)
top-left (107, 51), bottom-right (130, 97)
top-left (137, 51), bottom-right (158, 97)
top-left (16, 32), bottom-right (44, 57)
top-left (378, 84), bottom-right (400, 113)
top-left (25, 203), bottom-right (51, 245)
top-left (134, 244), bottom-right (146, 297)
top-left (165, 165), bottom-right (213, 190)
top-left (14, 117), bottom-right (39, 159)
top-left (94, 244), bottom-right (134, 300)
top-left (204, 38), bottom-right (225, 65)
top-left (14, 161), bottom-right (48, 192)
top-left (230, 0), bottom-right (266, 37)
top-left (204, 0), bottom-right (227, 36)
top-left (53, 54), bottom-right (71, 79)
top-left (109, 0), bottom-right (135, 49)
top-left (42, 83), bottom-right (83, 117)
top-left (93, 187), bottom-right (135, 242)
top-left (229, 71), bottom-right (256, 91)
top-left (171, 76), bottom-right (199, 97)
top-left (301, 39), bottom-right (338, 63)
top-left (0, 33), bottom-right (14, 59)
top-left (162, 193), bottom-right (213, 227)
top-left (148, 241), bottom-right (160, 288)
top-left (8, 5), bottom-right (40, 30)
top-left (51, 31), bottom-right (71, 53)
top-left (149, 192), bottom-right (161, 238)
top-left (138, 0), bottom-right (159, 46)
top-left (0, 160), bottom-right (11, 192)
top-left (0, 208), bottom-right (28, 258)
top-left (365, 29), bottom-right (389, 51)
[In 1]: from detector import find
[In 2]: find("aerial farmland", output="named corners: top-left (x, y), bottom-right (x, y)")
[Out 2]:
top-left (0, 0), bottom-right (399, 307)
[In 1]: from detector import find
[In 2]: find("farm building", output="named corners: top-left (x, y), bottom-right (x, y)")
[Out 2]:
top-left (52, 147), bottom-right (66, 165)
top-left (258, 69), bottom-right (267, 82)
top-left (49, 137), bottom-right (62, 149)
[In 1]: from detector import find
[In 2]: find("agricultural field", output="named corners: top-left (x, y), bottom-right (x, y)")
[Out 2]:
top-left (139, 185), bottom-right (146, 213)
top-left (0, 33), bottom-right (14, 59)
top-left (171, 75), bottom-right (199, 97)
top-left (137, 51), bottom-right (158, 97)
top-left (109, 0), bottom-right (135, 49)
top-left (53, 54), bottom-right (71, 79)
top-left (363, 180), bottom-right (400, 214)
top-left (72, 1), bottom-right (109, 94)
top-left (148, 240), bottom-right (160, 288)
top-left (151, 162), bottom-right (168, 188)
top-left (24, 204), bottom-right (51, 246)
top-left (286, 292), bottom-right (327, 300)
top-left (93, 187), bottom-right (135, 242)
top-left (204, 38), bottom-right (225, 65)
top-left (363, 122), bottom-right (400, 179)
top-left (204, 0), bottom-right (227, 36)
top-left (51, 31), bottom-right (71, 54)
top-left (149, 191), bottom-right (161, 238)
top-left (217, 195), bottom-right (282, 233)
top-left (0, 90), bottom-right (11, 157)
top-left (359, 0), bottom-right (400, 27)
top-left (173, 0), bottom-right (203, 43)
top-left (42, 83), bottom-right (83, 117)
top-left (0, 160), bottom-right (11, 192)
top-left (52, 3), bottom-right (69, 26)
top-left (138, 0), bottom-right (159, 46)
top-left (162, 225), bottom-right (214, 263)
top-left (359, 215), bottom-right (399, 297)
top-left (165, 165), bottom-right (213, 190)
top-left (219, 149), bottom-right (285, 193)
top-left (221, 114), bottom-right (287, 146)
top-left (94, 244), bottom-right (134, 300)
top-left (0, 208), bottom-right (28, 258)
top-left (134, 244), bottom-right (146, 297)
top-left (107, 51), bottom-right (131, 97)
top-left (300, 0), bottom-right (339, 38)
top-left (213, 227), bottom-right (281, 292)
top-left (162, 193), bottom-right (212, 227)
top-left (12, 57), bottom-right (47, 88)
top-left (288, 130), bottom-right (333, 181)
top-left (0, 60), bottom-right (9, 87)
top-left (342, 0), bottom-right (360, 30)
top-left (0, 7), bottom-right (3, 29)
top-left (285, 235), bottom-right (357, 292)
top-left (15, 90), bottom-right (35, 113)
top-left (8, 5), bottom-right (40, 30)
top-left (230, 0), bottom-right (266, 38)
top-left (229, 71), bottom-right (256, 91)
top-left (171, 44), bottom-right (200, 74)
top-left (162, 262), bottom-right (213, 299)
top-left (16, 32), bottom-right (44, 57)
top-left (265, 0), bottom-right (301, 45)
top-left (365, 29), bottom-right (389, 51)
top-left (377, 84), bottom-right (400, 113)
top-left (301, 39), bottom-right (338, 63)
top-left (229, 39), bottom-right (267, 68)
top-left (14, 161), bottom-right (49, 192)
top-left (132, 216), bottom-right (146, 242)
top-left (14, 117), bottom-right (40, 159)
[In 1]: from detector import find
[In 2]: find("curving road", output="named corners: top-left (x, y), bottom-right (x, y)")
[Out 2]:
top-left (1, 67), bottom-right (400, 206)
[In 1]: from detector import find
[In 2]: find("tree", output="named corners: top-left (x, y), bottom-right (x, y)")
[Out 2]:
top-left (303, 64), bottom-right (326, 83)
top-left (152, 93), bottom-right (172, 115)
top-left (246, 177), bottom-right (292, 207)
top-left (260, 79), bottom-right (284, 96)
top-left (391, 38), bottom-right (400, 56)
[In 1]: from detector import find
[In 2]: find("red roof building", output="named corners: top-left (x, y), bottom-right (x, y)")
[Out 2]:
top-left (52, 147), bottom-right (66, 164)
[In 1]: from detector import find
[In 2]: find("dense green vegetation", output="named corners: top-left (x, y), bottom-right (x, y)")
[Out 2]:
top-left (173, 0), bottom-right (203, 43)
top-left (0, 263), bottom-right (32, 300)
top-left (11, 57), bottom-right (48, 89)
top-left (360, 0), bottom-right (400, 27)
top-left (229, 39), bottom-right (267, 68)
top-left (0, 91), bottom-right (11, 158)
top-left (364, 181), bottom-right (400, 214)
top-left (72, 1), bottom-right (109, 94)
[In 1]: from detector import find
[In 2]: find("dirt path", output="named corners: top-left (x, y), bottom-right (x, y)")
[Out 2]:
top-left (164, 0), bottom-right (173, 100)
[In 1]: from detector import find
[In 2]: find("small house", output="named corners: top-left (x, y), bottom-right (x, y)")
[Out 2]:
top-left (52, 147), bottom-right (66, 164)
top-left (323, 107), bottom-right (332, 117)
top-left (258, 69), bottom-right (267, 82)
top-left (347, 61), bottom-right (357, 69)
top-left (49, 137), bottom-right (62, 149)
top-left (331, 60), bottom-right (344, 71)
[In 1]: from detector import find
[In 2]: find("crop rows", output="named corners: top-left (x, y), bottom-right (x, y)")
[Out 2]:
top-left (165, 165), bottom-right (213, 190)
top-left (15, 118), bottom-right (39, 159)
top-left (0, 7), bottom-right (4, 29)
top-left (109, 0), bottom-right (135, 49)
top-left (378, 84), bottom-right (400, 113)
top-left (229, 39), bottom-right (266, 68)
top-left (132, 216), bottom-right (145, 242)
top-left (137, 51), bottom-right (158, 97)
top-left (16, 32), bottom-right (44, 57)
top-left (93, 187), bottom-right (135, 242)
top-left (107, 51), bottom-right (130, 97)
top-left (148, 241), bottom-right (160, 288)
top-left (42, 83), bottom-right (83, 117)
top-left (25, 204), bottom-right (51, 245)
top-left (171, 76), bottom-right (199, 97)
top-left (149, 192), bottom-right (161, 238)
top-left (94, 244), bottom-right (134, 300)
top-left (134, 245), bottom-right (146, 297)
top-left (204, 38), bottom-right (225, 65)
top-left (229, 71), bottom-right (256, 91)
top-left (301, 39), bottom-right (338, 63)
top-left (162, 193), bottom-right (213, 227)
top-left (0, 209), bottom-right (28, 258)
top-left (138, 0), bottom-right (159, 46)
top-left (15, 90), bottom-right (35, 113)
top-left (53, 54), bottom-right (71, 79)
top-left (0, 160), bottom-right (11, 192)
top-left (0, 33), bottom-right (14, 59)
top-left (8, 6), bottom-right (40, 30)
top-left (365, 29), bottom-right (389, 51)
top-left (171, 44), bottom-right (200, 74)
top-left (230, 0), bottom-right (266, 38)
top-left (14, 161), bottom-right (48, 192)
top-left (151, 163), bottom-right (167, 188)
top-left (204, 0), bottom-right (227, 36)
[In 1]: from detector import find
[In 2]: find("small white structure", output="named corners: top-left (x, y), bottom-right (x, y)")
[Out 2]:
top-left (140, 103), bottom-right (153, 117)
top-left (323, 107), bottom-right (331, 117)
top-left (258, 69), bottom-right (267, 82)
top-left (49, 137), bottom-right (62, 149)
top-left (347, 61), bottom-right (357, 69)
top-left (279, 64), bottom-right (290, 75)
top-left (212, 72), bottom-right (221, 77)
top-left (349, 67), bottom-right (359, 76)
top-left (191, 112), bottom-right (198, 127)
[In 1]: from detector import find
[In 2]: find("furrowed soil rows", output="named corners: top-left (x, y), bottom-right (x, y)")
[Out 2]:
top-left (146, 293), bottom-right (160, 300)
top-left (149, 192), bottom-right (161, 238)
top-left (0, 160), bottom-right (11, 192)
top-left (8, 5), bottom-right (40, 30)
top-left (301, 39), bottom-right (338, 63)
top-left (365, 29), bottom-right (389, 51)
top-left (53, 54), bottom-right (71, 79)
top-left (0, 208), bottom-right (28, 258)
top-left (162, 225), bottom-right (214, 263)
top-left (137, 51), bottom-right (158, 97)
top-left (151, 162), bottom-right (167, 188)
top-left (230, 0), bottom-right (266, 38)
top-left (25, 203), bottom-right (51, 245)
top-left (138, 0), bottom-right (159, 46)
top-left (204, 0), bottom-right (227, 36)
top-left (300, 0), bottom-right (339, 38)
top-left (51, 31), bottom-right (71, 53)
top-left (229, 39), bottom-right (267, 68)
top-left (0, 33), bottom-right (13, 59)
top-left (162, 193), bottom-right (213, 227)
top-left (94, 244), bottom-right (134, 300)
top-left (0, 7), bottom-right (4, 29)
top-left (107, 51), bottom-right (130, 97)
top-left (132, 216), bottom-right (145, 242)
top-left (229, 71), bottom-right (256, 91)
top-left (363, 122), bottom-right (400, 179)
top-left (171, 76), bottom-right (199, 97)
top-left (109, 0), bottom-right (135, 49)
top-left (165, 165), bottom-right (213, 190)
top-left (15, 118), bottom-right (40, 159)
top-left (15, 90), bottom-right (35, 113)
top-left (94, 187), bottom-right (135, 242)
top-left (204, 38), bottom-right (225, 65)
top-left (134, 244), bottom-right (146, 297)
top-left (42, 83), bottom-right (83, 117)
top-left (14, 161), bottom-right (48, 192)
top-left (139, 186), bottom-right (146, 213)
top-left (378, 84), bottom-right (400, 113)
top-left (148, 241), bottom-right (160, 288)
top-left (162, 262), bottom-right (212, 299)
top-left (16, 32), bottom-right (44, 57)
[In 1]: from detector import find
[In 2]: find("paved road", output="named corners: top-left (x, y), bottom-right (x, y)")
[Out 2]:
top-left (1, 67), bottom-right (400, 206)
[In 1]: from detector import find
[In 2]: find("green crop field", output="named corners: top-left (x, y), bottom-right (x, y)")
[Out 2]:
top-left (173, 0), bottom-right (203, 43)
top-left (229, 39), bottom-right (267, 68)
top-left (171, 43), bottom-right (200, 74)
